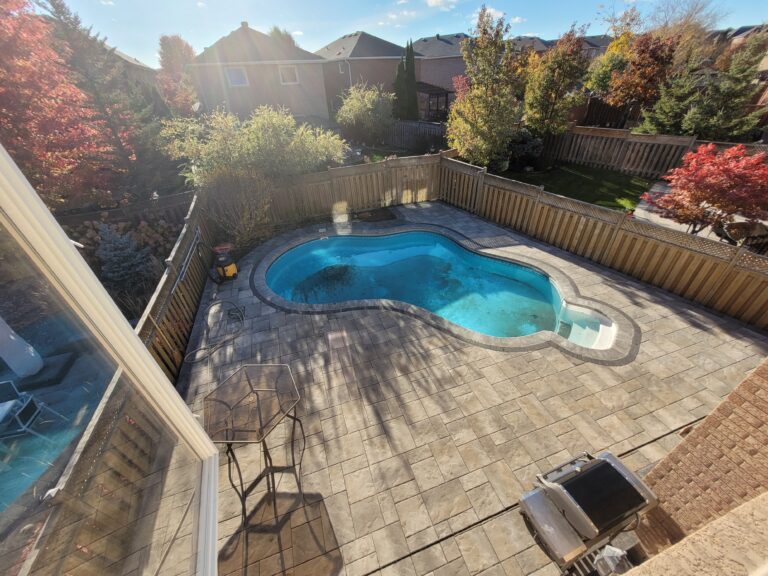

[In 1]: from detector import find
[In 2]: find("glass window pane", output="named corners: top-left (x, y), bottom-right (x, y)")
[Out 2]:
top-left (225, 67), bottom-right (248, 86)
top-left (0, 223), bottom-right (203, 574)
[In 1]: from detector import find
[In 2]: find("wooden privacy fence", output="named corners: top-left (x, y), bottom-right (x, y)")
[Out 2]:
top-left (440, 156), bottom-right (768, 329)
top-left (384, 120), bottom-right (446, 150)
top-left (135, 195), bottom-right (214, 380)
top-left (267, 154), bottom-right (443, 224)
top-left (544, 127), bottom-right (695, 179)
top-left (545, 126), bottom-right (768, 179)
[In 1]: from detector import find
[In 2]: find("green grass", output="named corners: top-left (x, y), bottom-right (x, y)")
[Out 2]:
top-left (505, 163), bottom-right (653, 210)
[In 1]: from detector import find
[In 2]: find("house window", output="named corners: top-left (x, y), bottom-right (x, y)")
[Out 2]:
top-left (279, 65), bottom-right (300, 85)
top-left (225, 66), bottom-right (248, 87)
top-left (0, 148), bottom-right (217, 573)
top-left (338, 61), bottom-right (346, 74)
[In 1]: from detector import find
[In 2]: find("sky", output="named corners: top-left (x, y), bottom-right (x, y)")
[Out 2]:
top-left (65, 0), bottom-right (768, 67)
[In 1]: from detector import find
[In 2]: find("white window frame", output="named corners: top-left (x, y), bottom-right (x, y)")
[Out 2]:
top-left (338, 61), bottom-right (345, 74)
top-left (225, 66), bottom-right (249, 87)
top-left (0, 144), bottom-right (218, 575)
top-left (278, 64), bottom-right (300, 85)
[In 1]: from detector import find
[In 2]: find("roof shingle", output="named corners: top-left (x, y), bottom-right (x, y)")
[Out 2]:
top-left (196, 22), bottom-right (323, 64)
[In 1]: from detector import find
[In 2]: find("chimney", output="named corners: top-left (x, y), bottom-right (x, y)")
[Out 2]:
top-left (241, 21), bottom-right (248, 29)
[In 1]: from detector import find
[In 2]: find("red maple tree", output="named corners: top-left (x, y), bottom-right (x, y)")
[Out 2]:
top-left (157, 35), bottom-right (197, 117)
top-left (0, 0), bottom-right (116, 210)
top-left (642, 144), bottom-right (768, 234)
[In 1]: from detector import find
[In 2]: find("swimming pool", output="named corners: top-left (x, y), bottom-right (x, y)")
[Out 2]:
top-left (266, 232), bottom-right (615, 349)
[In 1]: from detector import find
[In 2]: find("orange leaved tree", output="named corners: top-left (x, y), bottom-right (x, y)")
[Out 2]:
top-left (642, 144), bottom-right (768, 235)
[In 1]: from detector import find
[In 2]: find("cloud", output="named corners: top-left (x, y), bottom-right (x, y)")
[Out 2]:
top-left (100, 0), bottom-right (114, 5)
top-left (386, 9), bottom-right (417, 21)
top-left (396, 0), bottom-right (408, 3)
top-left (426, 0), bottom-right (457, 11)
top-left (469, 7), bottom-right (526, 24)
top-left (293, 30), bottom-right (304, 36)
top-left (196, 1), bottom-right (205, 6)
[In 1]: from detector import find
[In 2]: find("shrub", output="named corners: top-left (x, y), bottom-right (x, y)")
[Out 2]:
top-left (507, 129), bottom-right (543, 169)
top-left (161, 107), bottom-right (347, 250)
top-left (161, 107), bottom-right (348, 182)
top-left (336, 84), bottom-right (395, 145)
top-left (96, 224), bottom-right (161, 318)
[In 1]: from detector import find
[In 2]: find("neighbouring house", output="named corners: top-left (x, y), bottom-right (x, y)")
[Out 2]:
top-left (511, 35), bottom-right (551, 55)
top-left (111, 48), bottom-right (157, 87)
top-left (581, 34), bottom-right (613, 60)
top-left (316, 31), bottom-right (418, 115)
top-left (413, 33), bottom-right (468, 121)
top-left (190, 22), bottom-right (330, 121)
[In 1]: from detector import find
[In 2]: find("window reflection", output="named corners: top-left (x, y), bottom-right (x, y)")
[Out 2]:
top-left (0, 224), bottom-right (202, 574)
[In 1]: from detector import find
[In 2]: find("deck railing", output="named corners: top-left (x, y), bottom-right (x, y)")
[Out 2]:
top-left (139, 152), bottom-right (768, 382)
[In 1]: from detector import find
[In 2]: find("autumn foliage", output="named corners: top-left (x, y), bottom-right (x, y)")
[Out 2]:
top-left (606, 33), bottom-right (677, 108)
top-left (642, 144), bottom-right (768, 234)
top-left (0, 0), bottom-right (116, 209)
top-left (157, 35), bottom-right (198, 116)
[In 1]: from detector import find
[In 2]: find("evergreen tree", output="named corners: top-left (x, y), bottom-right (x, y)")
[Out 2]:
top-left (639, 31), bottom-right (768, 140)
top-left (681, 31), bottom-right (768, 141)
top-left (96, 224), bottom-right (154, 291)
top-left (393, 57), bottom-right (407, 119)
top-left (404, 41), bottom-right (418, 120)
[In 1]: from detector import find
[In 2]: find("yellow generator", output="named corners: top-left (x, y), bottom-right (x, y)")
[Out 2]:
top-left (212, 243), bottom-right (238, 282)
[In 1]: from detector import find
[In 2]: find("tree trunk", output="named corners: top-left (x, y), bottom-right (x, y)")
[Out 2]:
top-left (0, 314), bottom-right (43, 378)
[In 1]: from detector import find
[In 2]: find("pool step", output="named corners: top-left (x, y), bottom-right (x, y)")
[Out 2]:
top-left (558, 320), bottom-right (601, 347)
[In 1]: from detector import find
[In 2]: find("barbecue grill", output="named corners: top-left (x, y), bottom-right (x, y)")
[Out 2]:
top-left (519, 452), bottom-right (657, 572)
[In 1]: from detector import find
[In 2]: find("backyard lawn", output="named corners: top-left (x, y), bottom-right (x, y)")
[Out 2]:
top-left (506, 162), bottom-right (653, 210)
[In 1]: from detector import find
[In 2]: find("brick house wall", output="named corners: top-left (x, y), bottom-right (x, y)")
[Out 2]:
top-left (636, 357), bottom-right (768, 553)
top-left (192, 62), bottom-right (329, 120)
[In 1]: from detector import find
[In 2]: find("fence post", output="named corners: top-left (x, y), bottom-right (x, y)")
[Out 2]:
top-left (385, 158), bottom-right (395, 206)
top-left (472, 167), bottom-right (486, 214)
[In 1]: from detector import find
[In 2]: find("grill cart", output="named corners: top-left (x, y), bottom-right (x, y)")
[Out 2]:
top-left (519, 452), bottom-right (657, 573)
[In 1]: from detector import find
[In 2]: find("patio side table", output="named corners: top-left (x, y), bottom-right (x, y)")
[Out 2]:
top-left (203, 363), bottom-right (305, 523)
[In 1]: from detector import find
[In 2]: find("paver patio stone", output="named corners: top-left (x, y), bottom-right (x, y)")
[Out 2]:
top-left (455, 526), bottom-right (499, 575)
top-left (421, 479), bottom-right (472, 524)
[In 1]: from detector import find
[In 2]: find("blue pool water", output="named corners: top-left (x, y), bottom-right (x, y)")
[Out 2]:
top-left (267, 232), bottom-right (607, 343)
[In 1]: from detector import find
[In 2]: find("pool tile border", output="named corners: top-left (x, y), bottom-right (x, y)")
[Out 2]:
top-left (249, 221), bottom-right (640, 365)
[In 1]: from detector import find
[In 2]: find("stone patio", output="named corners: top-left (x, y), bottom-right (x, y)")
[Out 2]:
top-left (178, 202), bottom-right (768, 576)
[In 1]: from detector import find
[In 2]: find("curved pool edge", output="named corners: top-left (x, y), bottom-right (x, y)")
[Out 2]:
top-left (249, 222), bottom-right (640, 365)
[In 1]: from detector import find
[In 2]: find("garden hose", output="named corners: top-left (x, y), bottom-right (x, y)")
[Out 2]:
top-left (183, 299), bottom-right (245, 368)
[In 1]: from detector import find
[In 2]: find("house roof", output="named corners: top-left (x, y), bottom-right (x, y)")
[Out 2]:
top-left (196, 22), bottom-right (324, 64)
top-left (510, 36), bottom-right (550, 53)
top-left (583, 34), bottom-right (613, 49)
top-left (315, 31), bottom-right (410, 59)
top-left (414, 33), bottom-right (469, 58)
top-left (112, 48), bottom-right (155, 71)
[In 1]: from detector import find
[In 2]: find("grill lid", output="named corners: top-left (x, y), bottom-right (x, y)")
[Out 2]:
top-left (560, 460), bottom-right (646, 533)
